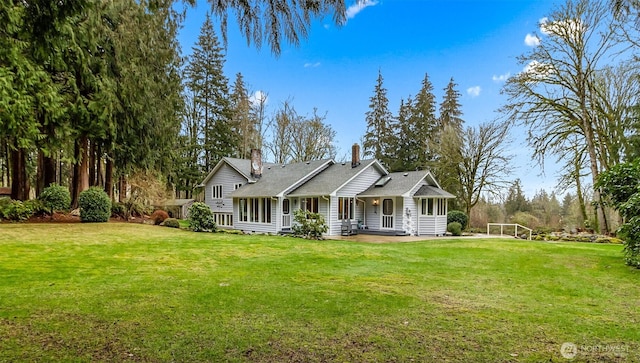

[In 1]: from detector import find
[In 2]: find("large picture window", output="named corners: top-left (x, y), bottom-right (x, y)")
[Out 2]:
top-left (239, 198), bottom-right (272, 223)
top-left (338, 197), bottom-right (354, 220)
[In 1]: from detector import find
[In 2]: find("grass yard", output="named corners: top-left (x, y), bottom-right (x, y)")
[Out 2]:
top-left (0, 224), bottom-right (638, 362)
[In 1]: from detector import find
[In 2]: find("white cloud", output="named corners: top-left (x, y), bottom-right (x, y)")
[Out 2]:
top-left (249, 90), bottom-right (268, 107)
top-left (304, 62), bottom-right (321, 68)
top-left (492, 72), bottom-right (510, 82)
top-left (346, 0), bottom-right (378, 20)
top-left (524, 33), bottom-right (540, 47)
top-left (467, 86), bottom-right (481, 98)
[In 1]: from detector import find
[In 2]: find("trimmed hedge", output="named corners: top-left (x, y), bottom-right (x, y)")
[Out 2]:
top-left (79, 187), bottom-right (112, 223)
top-left (163, 218), bottom-right (180, 228)
top-left (447, 210), bottom-right (468, 229)
top-left (447, 222), bottom-right (462, 236)
top-left (39, 184), bottom-right (71, 214)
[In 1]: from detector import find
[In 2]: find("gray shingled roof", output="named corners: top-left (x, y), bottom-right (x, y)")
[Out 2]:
top-left (358, 170), bottom-right (454, 198)
top-left (200, 157), bottom-right (254, 186)
top-left (231, 159), bottom-right (332, 197)
top-left (287, 159), bottom-right (381, 197)
top-left (414, 185), bottom-right (456, 198)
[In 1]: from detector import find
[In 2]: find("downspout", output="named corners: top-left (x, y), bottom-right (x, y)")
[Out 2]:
top-left (416, 197), bottom-right (420, 237)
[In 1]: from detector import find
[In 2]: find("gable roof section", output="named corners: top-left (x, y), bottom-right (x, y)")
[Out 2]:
top-left (414, 185), bottom-right (456, 198)
top-left (358, 170), bottom-right (454, 198)
top-left (231, 159), bottom-right (333, 198)
top-left (287, 159), bottom-right (385, 197)
top-left (199, 157), bottom-right (254, 187)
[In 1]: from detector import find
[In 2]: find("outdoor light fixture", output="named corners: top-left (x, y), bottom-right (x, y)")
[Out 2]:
top-left (372, 199), bottom-right (379, 214)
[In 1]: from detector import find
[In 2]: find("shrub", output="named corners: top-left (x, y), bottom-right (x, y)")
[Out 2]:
top-left (150, 209), bottom-right (169, 225)
top-left (447, 222), bottom-right (462, 236)
top-left (0, 197), bottom-right (12, 219)
top-left (5, 200), bottom-right (35, 221)
top-left (39, 184), bottom-right (71, 215)
top-left (447, 210), bottom-right (468, 229)
top-left (111, 202), bottom-right (126, 219)
top-left (187, 202), bottom-right (216, 232)
top-left (163, 218), bottom-right (180, 228)
top-left (292, 209), bottom-right (328, 239)
top-left (79, 187), bottom-right (112, 223)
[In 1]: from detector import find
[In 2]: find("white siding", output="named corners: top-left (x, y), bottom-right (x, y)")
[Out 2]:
top-left (204, 163), bottom-right (247, 215)
top-left (364, 198), bottom-right (381, 230)
top-left (330, 166), bottom-right (384, 235)
top-left (418, 215), bottom-right (448, 236)
top-left (336, 167), bottom-right (383, 196)
top-left (402, 197), bottom-right (418, 236)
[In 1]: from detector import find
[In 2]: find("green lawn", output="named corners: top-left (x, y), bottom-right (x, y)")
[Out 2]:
top-left (0, 223), bottom-right (638, 362)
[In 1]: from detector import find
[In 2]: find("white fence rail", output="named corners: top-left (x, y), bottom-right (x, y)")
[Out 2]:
top-left (487, 223), bottom-right (532, 240)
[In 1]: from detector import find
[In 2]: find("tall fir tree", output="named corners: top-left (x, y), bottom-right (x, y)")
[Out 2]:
top-left (410, 73), bottom-right (438, 169)
top-left (363, 70), bottom-right (395, 168)
top-left (390, 97), bottom-right (417, 172)
top-left (185, 13), bottom-right (236, 171)
top-left (439, 78), bottom-right (464, 133)
top-left (434, 77), bottom-right (464, 204)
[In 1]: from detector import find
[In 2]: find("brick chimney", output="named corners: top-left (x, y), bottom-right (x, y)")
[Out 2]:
top-left (250, 149), bottom-right (262, 179)
top-left (351, 143), bottom-right (361, 168)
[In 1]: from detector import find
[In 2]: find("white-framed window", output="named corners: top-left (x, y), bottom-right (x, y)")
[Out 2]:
top-left (239, 198), bottom-right (247, 222)
top-left (213, 213), bottom-right (233, 227)
top-left (338, 197), bottom-right (354, 220)
top-left (421, 198), bottom-right (447, 216)
top-left (437, 198), bottom-right (446, 216)
top-left (421, 199), bottom-right (434, 215)
top-left (238, 197), bottom-right (272, 223)
top-left (212, 184), bottom-right (223, 199)
top-left (234, 183), bottom-right (243, 190)
top-left (382, 198), bottom-right (393, 216)
top-left (303, 197), bottom-right (319, 214)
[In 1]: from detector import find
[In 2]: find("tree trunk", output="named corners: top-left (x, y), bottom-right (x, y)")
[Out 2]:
top-left (36, 150), bottom-right (45, 197)
top-left (105, 156), bottom-right (113, 199)
top-left (574, 164), bottom-right (588, 228)
top-left (96, 143), bottom-right (103, 187)
top-left (43, 153), bottom-right (56, 188)
top-left (10, 147), bottom-right (30, 201)
top-left (118, 174), bottom-right (127, 203)
top-left (36, 151), bottom-right (57, 197)
top-left (89, 140), bottom-right (96, 186)
top-left (71, 136), bottom-right (90, 208)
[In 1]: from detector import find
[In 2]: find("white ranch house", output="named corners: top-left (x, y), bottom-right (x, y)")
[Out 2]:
top-left (199, 146), bottom-right (455, 237)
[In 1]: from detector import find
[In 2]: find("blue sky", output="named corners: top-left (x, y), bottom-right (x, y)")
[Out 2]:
top-left (177, 0), bottom-right (561, 197)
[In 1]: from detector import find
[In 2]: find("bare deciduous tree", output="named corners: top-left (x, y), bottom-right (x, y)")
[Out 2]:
top-left (458, 120), bottom-right (513, 220)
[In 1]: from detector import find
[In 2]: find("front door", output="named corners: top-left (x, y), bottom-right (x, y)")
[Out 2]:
top-left (381, 198), bottom-right (394, 229)
top-left (282, 198), bottom-right (291, 229)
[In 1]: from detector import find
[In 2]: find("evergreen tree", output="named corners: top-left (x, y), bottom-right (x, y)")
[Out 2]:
top-left (411, 73), bottom-right (438, 169)
top-left (504, 179), bottom-right (530, 216)
top-left (390, 97), bottom-right (417, 172)
top-left (185, 13), bottom-right (236, 171)
top-left (363, 70), bottom-right (395, 168)
top-left (439, 77), bottom-right (464, 133)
